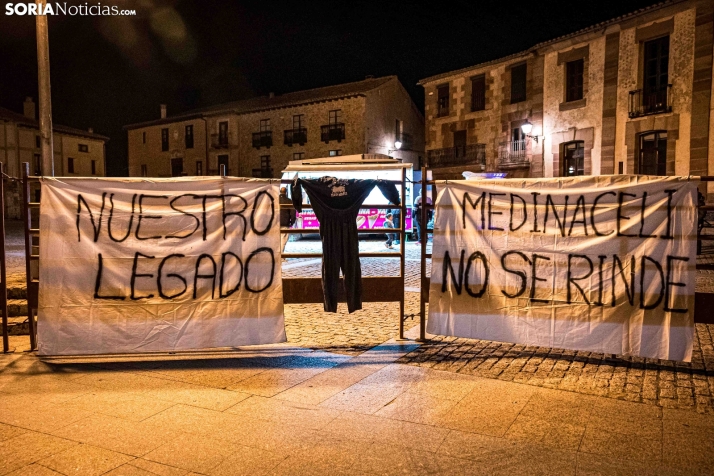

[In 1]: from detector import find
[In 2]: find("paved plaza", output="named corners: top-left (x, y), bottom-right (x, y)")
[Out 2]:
top-left (0, 237), bottom-right (713, 474)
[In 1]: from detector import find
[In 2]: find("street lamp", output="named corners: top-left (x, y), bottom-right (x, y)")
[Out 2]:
top-left (394, 140), bottom-right (402, 150)
top-left (521, 119), bottom-right (539, 143)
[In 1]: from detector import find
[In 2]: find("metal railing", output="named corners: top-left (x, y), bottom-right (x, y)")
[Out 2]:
top-left (427, 144), bottom-right (485, 169)
top-left (320, 123), bottom-right (345, 143)
top-left (210, 133), bottom-right (229, 148)
top-left (284, 128), bottom-right (307, 146)
top-left (498, 140), bottom-right (529, 167)
top-left (252, 131), bottom-right (273, 149)
top-left (628, 84), bottom-right (672, 118)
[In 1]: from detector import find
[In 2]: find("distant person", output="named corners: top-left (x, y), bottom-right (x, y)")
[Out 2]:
top-left (390, 207), bottom-right (401, 245)
top-left (384, 212), bottom-right (396, 249)
top-left (413, 188), bottom-right (432, 244)
top-left (279, 187), bottom-right (295, 253)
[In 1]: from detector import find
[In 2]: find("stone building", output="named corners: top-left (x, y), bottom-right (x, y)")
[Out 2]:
top-left (0, 98), bottom-right (109, 219)
top-left (419, 0), bottom-right (714, 194)
top-left (124, 76), bottom-right (424, 179)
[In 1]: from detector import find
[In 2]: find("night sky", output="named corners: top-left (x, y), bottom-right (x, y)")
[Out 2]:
top-left (0, 0), bottom-right (659, 176)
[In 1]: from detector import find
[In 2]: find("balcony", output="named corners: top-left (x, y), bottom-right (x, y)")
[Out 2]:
top-left (284, 128), bottom-right (307, 146)
top-left (321, 123), bottom-right (345, 143)
top-left (210, 133), bottom-right (229, 149)
top-left (252, 167), bottom-right (273, 178)
top-left (498, 140), bottom-right (530, 169)
top-left (252, 131), bottom-right (273, 149)
top-left (628, 85), bottom-right (672, 118)
top-left (396, 132), bottom-right (414, 151)
top-left (427, 144), bottom-right (486, 169)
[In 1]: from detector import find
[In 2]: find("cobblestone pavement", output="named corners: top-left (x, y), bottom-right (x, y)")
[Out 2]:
top-left (283, 238), bottom-right (714, 414)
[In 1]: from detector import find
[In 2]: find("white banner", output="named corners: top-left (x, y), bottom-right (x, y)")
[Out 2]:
top-left (427, 176), bottom-right (697, 361)
top-left (38, 177), bottom-right (285, 355)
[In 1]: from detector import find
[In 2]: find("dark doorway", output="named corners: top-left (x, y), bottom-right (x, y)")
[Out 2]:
top-left (638, 131), bottom-right (667, 176)
top-left (562, 141), bottom-right (584, 176)
top-left (454, 130), bottom-right (467, 158)
top-left (218, 155), bottom-right (229, 175)
top-left (171, 158), bottom-right (183, 177)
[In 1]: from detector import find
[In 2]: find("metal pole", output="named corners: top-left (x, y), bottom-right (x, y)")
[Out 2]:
top-left (398, 167), bottom-right (406, 340)
top-left (22, 163), bottom-right (36, 350)
top-left (419, 166), bottom-right (427, 341)
top-left (36, 0), bottom-right (54, 177)
top-left (0, 163), bottom-right (9, 352)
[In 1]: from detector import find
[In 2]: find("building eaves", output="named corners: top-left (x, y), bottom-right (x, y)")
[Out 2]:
top-left (418, 0), bottom-right (681, 86)
top-left (123, 75), bottom-right (396, 130)
top-left (0, 106), bottom-right (110, 141)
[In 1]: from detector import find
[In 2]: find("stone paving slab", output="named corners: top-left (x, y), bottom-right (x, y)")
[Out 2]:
top-left (1, 333), bottom-right (712, 475)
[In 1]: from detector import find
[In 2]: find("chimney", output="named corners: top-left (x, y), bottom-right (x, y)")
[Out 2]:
top-left (23, 97), bottom-right (36, 119)
top-left (88, 127), bottom-right (93, 134)
top-left (268, 92), bottom-right (274, 98)
top-left (160, 104), bottom-right (167, 119)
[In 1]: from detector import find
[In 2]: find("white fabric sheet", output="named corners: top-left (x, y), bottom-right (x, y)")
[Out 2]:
top-left (427, 175), bottom-right (697, 361)
top-left (38, 177), bottom-right (285, 356)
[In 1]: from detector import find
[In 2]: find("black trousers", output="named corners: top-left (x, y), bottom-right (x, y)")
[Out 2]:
top-left (321, 219), bottom-right (362, 313)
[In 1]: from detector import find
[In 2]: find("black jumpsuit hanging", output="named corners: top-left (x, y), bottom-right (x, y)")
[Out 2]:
top-left (291, 177), bottom-right (400, 313)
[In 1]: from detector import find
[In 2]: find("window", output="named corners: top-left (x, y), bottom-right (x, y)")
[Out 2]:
top-left (141, 164), bottom-right (148, 177)
top-left (260, 119), bottom-right (271, 132)
top-left (218, 121), bottom-right (228, 145)
top-left (618, 162), bottom-right (624, 174)
top-left (142, 131), bottom-right (146, 144)
top-left (329, 150), bottom-right (342, 157)
top-left (562, 141), bottom-right (584, 176)
top-left (78, 144), bottom-right (89, 153)
top-left (638, 131), bottom-right (667, 176)
top-left (185, 125), bottom-right (194, 149)
top-left (328, 110), bottom-right (342, 124)
top-left (33, 154), bottom-right (41, 175)
top-left (437, 84), bottom-right (449, 117)
top-left (643, 36), bottom-right (669, 96)
top-left (565, 59), bottom-right (584, 102)
top-left (67, 157), bottom-right (75, 174)
top-left (161, 128), bottom-right (169, 151)
top-left (196, 161), bottom-right (203, 175)
top-left (453, 130), bottom-right (466, 158)
top-left (35, 136), bottom-right (40, 148)
top-left (260, 155), bottom-right (271, 170)
top-left (510, 63), bottom-right (527, 103)
top-left (91, 160), bottom-right (97, 175)
top-left (471, 74), bottom-right (486, 111)
top-left (293, 152), bottom-right (305, 160)
top-left (293, 115), bottom-right (304, 129)
top-left (512, 127), bottom-right (525, 151)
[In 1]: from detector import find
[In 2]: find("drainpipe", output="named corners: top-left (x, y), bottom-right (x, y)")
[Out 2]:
top-left (200, 116), bottom-right (209, 175)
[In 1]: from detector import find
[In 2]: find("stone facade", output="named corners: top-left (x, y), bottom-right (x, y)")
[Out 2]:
top-left (125, 76), bottom-right (425, 179)
top-left (0, 98), bottom-right (108, 219)
top-left (419, 0), bottom-right (714, 197)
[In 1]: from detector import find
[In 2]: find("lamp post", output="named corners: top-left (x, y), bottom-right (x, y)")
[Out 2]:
top-left (388, 140), bottom-right (402, 157)
top-left (36, 0), bottom-right (54, 176)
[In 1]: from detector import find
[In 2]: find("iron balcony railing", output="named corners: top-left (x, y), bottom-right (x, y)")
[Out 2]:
top-left (396, 132), bottom-right (414, 151)
top-left (427, 144), bottom-right (486, 169)
top-left (498, 140), bottom-right (529, 168)
top-left (320, 123), bottom-right (345, 143)
top-left (284, 128), bottom-right (307, 146)
top-left (628, 84), bottom-right (672, 118)
top-left (252, 131), bottom-right (273, 149)
top-left (210, 133), bottom-right (229, 148)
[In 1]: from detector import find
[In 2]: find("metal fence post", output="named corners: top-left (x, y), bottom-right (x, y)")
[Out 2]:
top-left (0, 163), bottom-right (9, 352)
top-left (22, 163), bottom-right (36, 350)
